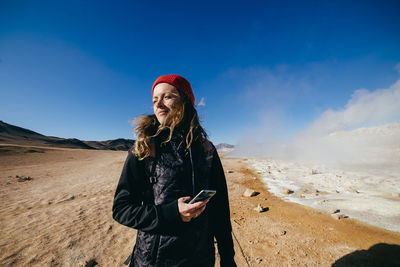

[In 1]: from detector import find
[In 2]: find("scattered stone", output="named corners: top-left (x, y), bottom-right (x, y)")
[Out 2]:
top-left (67, 240), bottom-right (77, 249)
top-left (335, 190), bottom-right (340, 193)
top-left (281, 189), bottom-right (294, 195)
top-left (227, 170), bottom-right (234, 173)
top-left (331, 213), bottom-right (347, 220)
top-left (254, 204), bottom-right (268, 213)
top-left (243, 189), bottom-right (259, 197)
top-left (311, 169), bottom-right (320, 175)
top-left (330, 209), bottom-right (340, 214)
top-left (280, 230), bottom-right (287, 236)
top-left (85, 259), bottom-right (98, 267)
top-left (255, 257), bottom-right (263, 264)
top-left (16, 176), bottom-right (33, 182)
top-left (349, 189), bottom-right (360, 194)
top-left (108, 225), bottom-right (113, 231)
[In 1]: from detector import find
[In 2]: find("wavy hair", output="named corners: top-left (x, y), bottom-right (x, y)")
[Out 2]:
top-left (132, 91), bottom-right (207, 160)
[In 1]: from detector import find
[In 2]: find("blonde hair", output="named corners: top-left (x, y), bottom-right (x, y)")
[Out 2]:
top-left (132, 92), bottom-right (207, 160)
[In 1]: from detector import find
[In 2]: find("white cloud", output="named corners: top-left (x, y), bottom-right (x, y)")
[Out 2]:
top-left (233, 78), bottom-right (400, 171)
top-left (197, 97), bottom-right (206, 107)
top-left (302, 79), bottom-right (400, 137)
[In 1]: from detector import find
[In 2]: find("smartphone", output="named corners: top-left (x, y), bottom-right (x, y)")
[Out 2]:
top-left (188, 190), bottom-right (216, 204)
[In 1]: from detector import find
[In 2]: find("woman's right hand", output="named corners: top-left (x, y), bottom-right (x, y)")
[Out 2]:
top-left (177, 197), bottom-right (209, 222)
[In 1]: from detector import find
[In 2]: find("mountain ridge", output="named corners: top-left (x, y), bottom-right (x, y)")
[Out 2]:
top-left (0, 120), bottom-right (134, 151)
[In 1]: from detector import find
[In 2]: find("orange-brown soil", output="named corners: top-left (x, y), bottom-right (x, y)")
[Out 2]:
top-left (0, 145), bottom-right (399, 266)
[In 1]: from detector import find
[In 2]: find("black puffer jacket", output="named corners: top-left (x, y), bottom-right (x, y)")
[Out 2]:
top-left (112, 131), bottom-right (236, 267)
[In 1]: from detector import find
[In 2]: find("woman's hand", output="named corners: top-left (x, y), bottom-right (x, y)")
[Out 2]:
top-left (177, 197), bottom-right (209, 222)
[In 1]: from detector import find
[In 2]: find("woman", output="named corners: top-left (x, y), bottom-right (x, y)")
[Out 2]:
top-left (112, 74), bottom-right (236, 267)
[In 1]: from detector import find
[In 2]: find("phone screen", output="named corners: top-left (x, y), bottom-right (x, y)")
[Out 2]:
top-left (188, 190), bottom-right (216, 204)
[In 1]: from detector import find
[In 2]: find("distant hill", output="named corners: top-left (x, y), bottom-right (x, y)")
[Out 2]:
top-left (0, 120), bottom-right (134, 151)
top-left (216, 143), bottom-right (235, 152)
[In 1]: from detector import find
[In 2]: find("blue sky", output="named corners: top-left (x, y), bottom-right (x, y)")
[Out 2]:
top-left (1, 0), bottom-right (399, 145)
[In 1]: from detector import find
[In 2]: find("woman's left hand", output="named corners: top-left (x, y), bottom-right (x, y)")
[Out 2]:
top-left (177, 197), bottom-right (209, 222)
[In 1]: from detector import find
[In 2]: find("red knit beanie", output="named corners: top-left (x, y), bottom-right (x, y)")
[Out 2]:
top-left (152, 74), bottom-right (195, 105)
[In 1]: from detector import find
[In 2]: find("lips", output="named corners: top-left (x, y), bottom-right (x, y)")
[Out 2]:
top-left (158, 110), bottom-right (167, 116)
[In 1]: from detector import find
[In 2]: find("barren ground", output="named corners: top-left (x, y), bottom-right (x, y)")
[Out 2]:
top-left (0, 145), bottom-right (399, 266)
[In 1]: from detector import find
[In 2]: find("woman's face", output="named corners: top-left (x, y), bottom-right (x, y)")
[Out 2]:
top-left (153, 83), bottom-right (181, 125)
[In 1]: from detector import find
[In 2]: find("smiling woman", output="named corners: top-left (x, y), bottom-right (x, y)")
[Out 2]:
top-left (112, 74), bottom-right (237, 267)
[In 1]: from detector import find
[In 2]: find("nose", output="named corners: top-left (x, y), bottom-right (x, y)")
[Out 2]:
top-left (156, 98), bottom-right (165, 108)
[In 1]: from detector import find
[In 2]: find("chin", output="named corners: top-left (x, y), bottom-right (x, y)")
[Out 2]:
top-left (157, 117), bottom-right (166, 125)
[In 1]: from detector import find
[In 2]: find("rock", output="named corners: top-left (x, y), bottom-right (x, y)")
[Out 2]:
top-left (330, 209), bottom-right (340, 214)
top-left (227, 170), bottom-right (234, 173)
top-left (255, 257), bottom-right (263, 264)
top-left (243, 189), bottom-right (258, 197)
top-left (17, 176), bottom-right (33, 182)
top-left (311, 169), bottom-right (320, 175)
top-left (331, 213), bottom-right (347, 220)
top-left (84, 259), bottom-right (98, 267)
top-left (254, 203), bottom-right (268, 213)
top-left (281, 189), bottom-right (294, 195)
top-left (280, 230), bottom-right (287, 236)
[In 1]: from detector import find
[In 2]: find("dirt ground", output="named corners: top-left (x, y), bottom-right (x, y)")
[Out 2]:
top-left (0, 145), bottom-right (399, 266)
